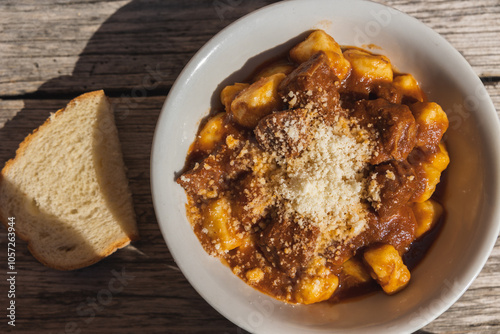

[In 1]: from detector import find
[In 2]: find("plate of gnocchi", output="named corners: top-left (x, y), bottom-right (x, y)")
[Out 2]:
top-left (151, 0), bottom-right (500, 333)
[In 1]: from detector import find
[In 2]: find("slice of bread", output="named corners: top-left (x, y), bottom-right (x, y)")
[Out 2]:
top-left (0, 90), bottom-right (138, 270)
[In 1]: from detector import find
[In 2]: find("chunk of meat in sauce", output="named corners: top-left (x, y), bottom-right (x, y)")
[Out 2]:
top-left (259, 217), bottom-right (319, 279)
top-left (177, 153), bottom-right (227, 199)
top-left (370, 160), bottom-right (418, 217)
top-left (372, 205), bottom-right (418, 253)
top-left (279, 52), bottom-right (340, 115)
top-left (373, 82), bottom-right (403, 104)
top-left (340, 81), bottom-right (403, 107)
top-left (254, 108), bottom-right (311, 158)
top-left (324, 205), bottom-right (417, 265)
top-left (352, 98), bottom-right (417, 164)
top-left (231, 173), bottom-right (274, 230)
top-left (357, 83), bottom-right (418, 106)
top-left (177, 141), bottom-right (259, 199)
top-left (321, 211), bottom-right (377, 266)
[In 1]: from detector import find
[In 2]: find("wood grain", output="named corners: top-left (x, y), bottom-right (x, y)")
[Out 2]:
top-left (1, 0), bottom-right (499, 96)
top-left (380, 0), bottom-right (500, 77)
top-left (0, 0), bottom-right (499, 333)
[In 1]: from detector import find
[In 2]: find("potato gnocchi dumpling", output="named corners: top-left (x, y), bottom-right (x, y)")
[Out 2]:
top-left (220, 83), bottom-right (249, 112)
top-left (203, 197), bottom-right (243, 251)
top-left (178, 29), bottom-right (449, 305)
top-left (343, 49), bottom-right (393, 83)
top-left (229, 73), bottom-right (286, 128)
top-left (393, 74), bottom-right (424, 102)
top-left (364, 244), bottom-right (411, 295)
top-left (197, 112), bottom-right (226, 152)
top-left (411, 142), bottom-right (450, 203)
top-left (290, 30), bottom-right (351, 81)
top-left (253, 60), bottom-right (296, 81)
top-left (294, 258), bottom-right (340, 304)
top-left (342, 257), bottom-right (372, 284)
top-left (413, 199), bottom-right (444, 238)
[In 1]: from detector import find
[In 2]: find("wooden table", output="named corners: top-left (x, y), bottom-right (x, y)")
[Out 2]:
top-left (0, 0), bottom-right (498, 333)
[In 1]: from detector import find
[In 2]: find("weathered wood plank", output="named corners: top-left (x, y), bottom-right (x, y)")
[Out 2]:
top-left (422, 239), bottom-right (500, 333)
top-left (377, 0), bottom-right (500, 77)
top-left (0, 0), bottom-right (499, 96)
top-left (1, 87), bottom-right (499, 333)
top-left (486, 80), bottom-right (500, 111)
top-left (424, 241), bottom-right (500, 333)
top-left (0, 95), bottom-right (244, 333)
top-left (0, 0), bottom-right (282, 96)
top-left (0, 0), bottom-right (499, 333)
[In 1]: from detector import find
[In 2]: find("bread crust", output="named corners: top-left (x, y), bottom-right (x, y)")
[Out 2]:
top-left (1, 90), bottom-right (105, 177)
top-left (27, 237), bottom-right (133, 271)
top-left (0, 90), bottom-right (138, 271)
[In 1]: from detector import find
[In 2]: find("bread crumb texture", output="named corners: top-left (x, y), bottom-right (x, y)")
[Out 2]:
top-left (0, 90), bottom-right (137, 270)
top-left (269, 114), bottom-right (377, 248)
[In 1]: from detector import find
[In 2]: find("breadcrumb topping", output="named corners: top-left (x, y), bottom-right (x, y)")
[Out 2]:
top-left (266, 114), bottom-right (378, 246)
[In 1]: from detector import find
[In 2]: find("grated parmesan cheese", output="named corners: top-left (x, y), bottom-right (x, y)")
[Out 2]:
top-left (268, 115), bottom-right (378, 246)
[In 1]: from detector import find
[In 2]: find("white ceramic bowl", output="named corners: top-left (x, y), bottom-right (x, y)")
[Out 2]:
top-left (151, 0), bottom-right (500, 332)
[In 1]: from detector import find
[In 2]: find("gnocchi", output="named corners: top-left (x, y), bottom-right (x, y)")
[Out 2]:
top-left (410, 101), bottom-right (449, 148)
top-left (203, 197), bottom-right (243, 251)
top-left (290, 30), bottom-right (351, 81)
top-left (343, 49), bottom-right (393, 83)
top-left (178, 30), bottom-right (449, 305)
top-left (294, 259), bottom-right (339, 304)
top-left (364, 244), bottom-right (411, 294)
top-left (197, 112), bottom-right (226, 152)
top-left (413, 199), bottom-right (444, 238)
top-left (342, 257), bottom-right (372, 284)
top-left (229, 73), bottom-right (286, 128)
top-left (411, 142), bottom-right (450, 203)
top-left (220, 83), bottom-right (249, 112)
top-left (393, 74), bottom-right (424, 102)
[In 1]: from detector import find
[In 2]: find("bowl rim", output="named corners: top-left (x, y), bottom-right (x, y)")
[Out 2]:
top-left (151, 0), bottom-right (500, 332)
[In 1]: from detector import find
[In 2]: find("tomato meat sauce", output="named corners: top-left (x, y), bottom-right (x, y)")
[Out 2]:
top-left (177, 30), bottom-right (449, 304)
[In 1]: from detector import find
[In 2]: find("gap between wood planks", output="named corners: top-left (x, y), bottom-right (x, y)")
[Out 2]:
top-left (0, 87), bottom-right (171, 100)
top-left (1, 76), bottom-right (499, 101)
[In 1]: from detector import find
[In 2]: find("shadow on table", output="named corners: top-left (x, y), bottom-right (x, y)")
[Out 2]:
top-left (0, 0), bottom-right (286, 332)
